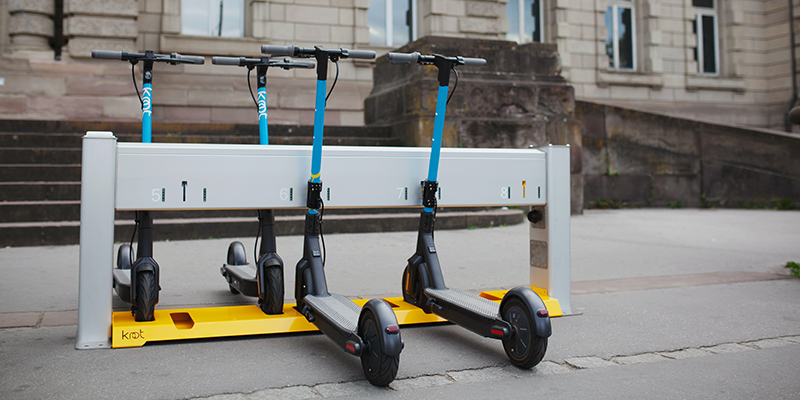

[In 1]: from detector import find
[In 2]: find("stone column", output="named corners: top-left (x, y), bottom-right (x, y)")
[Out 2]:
top-left (64, 0), bottom-right (138, 58)
top-left (8, 0), bottom-right (54, 52)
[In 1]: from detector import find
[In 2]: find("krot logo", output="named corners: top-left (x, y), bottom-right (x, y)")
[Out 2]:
top-left (121, 329), bottom-right (145, 340)
top-left (142, 87), bottom-right (152, 116)
top-left (258, 91), bottom-right (267, 117)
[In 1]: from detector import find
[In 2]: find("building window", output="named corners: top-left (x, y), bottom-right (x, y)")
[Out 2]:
top-left (605, 1), bottom-right (635, 70)
top-left (181, 0), bottom-right (244, 38)
top-left (369, 0), bottom-right (414, 47)
top-left (506, 0), bottom-right (543, 43)
top-left (693, 0), bottom-right (718, 75)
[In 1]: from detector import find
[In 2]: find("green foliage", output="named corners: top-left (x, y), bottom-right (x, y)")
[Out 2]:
top-left (589, 198), bottom-right (625, 209)
top-left (786, 261), bottom-right (800, 278)
top-left (647, 183), bottom-right (655, 204)
top-left (773, 197), bottom-right (795, 210)
top-left (668, 200), bottom-right (683, 209)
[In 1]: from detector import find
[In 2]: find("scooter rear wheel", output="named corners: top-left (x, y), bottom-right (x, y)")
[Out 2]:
top-left (226, 241), bottom-right (247, 294)
top-left (501, 297), bottom-right (547, 369)
top-left (134, 270), bottom-right (158, 322)
top-left (258, 266), bottom-right (284, 314)
top-left (117, 244), bottom-right (132, 270)
top-left (359, 310), bottom-right (399, 386)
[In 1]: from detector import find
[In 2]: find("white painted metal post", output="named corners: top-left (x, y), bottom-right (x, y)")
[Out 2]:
top-left (530, 145), bottom-right (572, 315)
top-left (76, 132), bottom-right (117, 349)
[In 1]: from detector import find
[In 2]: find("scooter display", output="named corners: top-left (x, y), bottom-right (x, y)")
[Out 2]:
top-left (211, 55), bottom-right (315, 314)
top-left (91, 50), bottom-right (205, 321)
top-left (261, 44), bottom-right (403, 386)
top-left (388, 51), bottom-right (552, 368)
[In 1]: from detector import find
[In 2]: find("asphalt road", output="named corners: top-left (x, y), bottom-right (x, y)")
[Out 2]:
top-left (1, 209), bottom-right (799, 399)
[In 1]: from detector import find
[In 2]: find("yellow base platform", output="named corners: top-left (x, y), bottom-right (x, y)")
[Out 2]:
top-left (112, 287), bottom-right (562, 348)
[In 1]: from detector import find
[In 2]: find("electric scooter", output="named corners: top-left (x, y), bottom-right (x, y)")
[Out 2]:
top-left (261, 44), bottom-right (403, 386)
top-left (211, 55), bottom-right (314, 314)
top-left (91, 50), bottom-right (205, 321)
top-left (388, 51), bottom-right (552, 368)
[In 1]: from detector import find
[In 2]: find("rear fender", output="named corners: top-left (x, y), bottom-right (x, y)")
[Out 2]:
top-left (500, 286), bottom-right (551, 338)
top-left (360, 299), bottom-right (403, 357)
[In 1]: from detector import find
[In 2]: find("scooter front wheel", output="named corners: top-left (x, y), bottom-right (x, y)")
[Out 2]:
top-left (501, 297), bottom-right (547, 368)
top-left (259, 266), bottom-right (284, 314)
top-left (134, 270), bottom-right (158, 322)
top-left (359, 310), bottom-right (399, 386)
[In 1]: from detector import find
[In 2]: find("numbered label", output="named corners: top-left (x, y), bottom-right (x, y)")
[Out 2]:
top-left (152, 188), bottom-right (165, 202)
top-left (280, 188), bottom-right (294, 201)
top-left (397, 187), bottom-right (408, 200)
top-left (501, 186), bottom-right (511, 199)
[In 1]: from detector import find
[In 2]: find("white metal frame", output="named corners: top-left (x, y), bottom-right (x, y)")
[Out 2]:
top-left (606, 0), bottom-right (637, 71)
top-left (75, 132), bottom-right (572, 348)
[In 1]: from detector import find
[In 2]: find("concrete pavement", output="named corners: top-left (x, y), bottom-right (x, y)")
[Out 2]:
top-left (1, 209), bottom-right (799, 399)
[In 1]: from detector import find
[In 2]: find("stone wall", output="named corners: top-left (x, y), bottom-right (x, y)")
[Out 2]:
top-left (578, 101), bottom-right (800, 209)
top-left (365, 36), bottom-right (583, 213)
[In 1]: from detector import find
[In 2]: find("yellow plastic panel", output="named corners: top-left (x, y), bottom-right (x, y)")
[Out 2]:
top-left (112, 287), bottom-right (561, 348)
top-left (478, 287), bottom-right (563, 317)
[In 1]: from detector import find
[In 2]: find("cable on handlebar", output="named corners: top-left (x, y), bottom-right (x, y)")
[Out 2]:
top-left (325, 60), bottom-right (339, 104)
top-left (447, 67), bottom-right (459, 106)
top-left (131, 63), bottom-right (143, 111)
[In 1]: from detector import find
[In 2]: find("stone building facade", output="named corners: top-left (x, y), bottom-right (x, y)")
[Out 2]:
top-left (0, 0), bottom-right (797, 131)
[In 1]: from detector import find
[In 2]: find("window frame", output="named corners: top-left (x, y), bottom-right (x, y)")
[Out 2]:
top-left (606, 1), bottom-right (637, 72)
top-left (368, 0), bottom-right (416, 47)
top-left (694, 4), bottom-right (720, 76)
top-left (180, 0), bottom-right (247, 38)
top-left (506, 0), bottom-right (544, 43)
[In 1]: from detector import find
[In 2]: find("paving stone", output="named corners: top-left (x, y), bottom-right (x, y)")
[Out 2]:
top-left (248, 386), bottom-right (319, 400)
top-left (199, 394), bottom-right (248, 400)
top-left (702, 343), bottom-right (754, 354)
top-left (659, 348), bottom-right (712, 360)
top-left (0, 312), bottom-right (40, 328)
top-left (41, 310), bottom-right (78, 327)
top-left (388, 375), bottom-right (453, 391)
top-left (783, 335), bottom-right (800, 344)
top-left (314, 380), bottom-right (389, 398)
top-left (447, 366), bottom-right (515, 383)
top-left (612, 353), bottom-right (669, 365)
top-left (563, 356), bottom-right (616, 369)
top-left (525, 361), bottom-right (572, 375)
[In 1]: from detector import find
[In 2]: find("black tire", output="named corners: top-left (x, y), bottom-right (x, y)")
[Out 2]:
top-left (134, 270), bottom-right (157, 322)
top-left (359, 310), bottom-right (399, 386)
top-left (501, 297), bottom-right (547, 369)
top-left (117, 244), bottom-right (132, 269)
top-left (259, 266), bottom-right (284, 314)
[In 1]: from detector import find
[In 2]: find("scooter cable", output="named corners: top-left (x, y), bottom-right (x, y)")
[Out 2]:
top-left (131, 62), bottom-right (143, 111)
top-left (319, 199), bottom-right (326, 267)
top-left (324, 60), bottom-right (339, 104)
top-left (253, 209), bottom-right (262, 262)
top-left (247, 67), bottom-right (259, 113)
top-left (129, 211), bottom-right (139, 264)
top-left (446, 66), bottom-right (458, 106)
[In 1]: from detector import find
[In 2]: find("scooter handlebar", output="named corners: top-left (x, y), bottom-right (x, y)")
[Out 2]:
top-left (91, 50), bottom-right (123, 60)
top-left (461, 57), bottom-right (486, 66)
top-left (176, 54), bottom-right (205, 64)
top-left (346, 49), bottom-right (376, 60)
top-left (261, 44), bottom-right (295, 56)
top-left (387, 52), bottom-right (420, 63)
top-left (212, 56), bottom-right (244, 66)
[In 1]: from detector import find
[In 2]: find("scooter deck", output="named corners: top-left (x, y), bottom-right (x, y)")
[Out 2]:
top-left (221, 263), bottom-right (259, 297)
top-left (111, 287), bottom-right (562, 348)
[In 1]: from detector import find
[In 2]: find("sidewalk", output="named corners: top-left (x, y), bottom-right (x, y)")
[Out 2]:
top-left (1, 209), bottom-right (799, 399)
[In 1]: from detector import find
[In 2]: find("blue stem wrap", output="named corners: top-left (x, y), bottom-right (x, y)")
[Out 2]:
top-left (258, 86), bottom-right (268, 145)
top-left (423, 85), bottom-right (449, 213)
top-left (308, 78), bottom-right (327, 215)
top-left (142, 83), bottom-right (153, 143)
